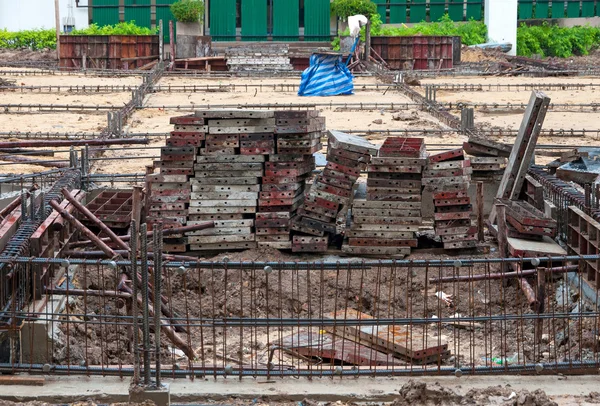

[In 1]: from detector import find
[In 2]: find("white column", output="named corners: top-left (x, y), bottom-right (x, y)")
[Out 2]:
top-left (484, 0), bottom-right (518, 56)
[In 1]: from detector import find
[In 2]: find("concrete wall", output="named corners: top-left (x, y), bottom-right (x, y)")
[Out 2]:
top-left (0, 0), bottom-right (89, 32)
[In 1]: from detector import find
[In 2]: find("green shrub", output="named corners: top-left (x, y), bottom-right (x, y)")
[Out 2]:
top-left (170, 0), bottom-right (205, 23)
top-left (0, 29), bottom-right (56, 50)
top-left (517, 23), bottom-right (600, 57)
top-left (331, 0), bottom-right (377, 19)
top-left (71, 22), bottom-right (157, 35)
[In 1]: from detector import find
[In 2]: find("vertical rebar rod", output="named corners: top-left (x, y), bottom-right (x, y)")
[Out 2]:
top-left (29, 189), bottom-right (35, 220)
top-left (153, 222), bottom-right (162, 387)
top-left (140, 223), bottom-right (151, 385)
top-left (130, 220), bottom-right (140, 385)
top-left (20, 190), bottom-right (27, 221)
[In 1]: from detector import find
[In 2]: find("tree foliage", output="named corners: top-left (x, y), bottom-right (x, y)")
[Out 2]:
top-left (0, 29), bottom-right (56, 50)
top-left (331, 0), bottom-right (377, 19)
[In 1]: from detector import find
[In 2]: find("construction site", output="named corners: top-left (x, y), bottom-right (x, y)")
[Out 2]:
top-left (0, 33), bottom-right (600, 405)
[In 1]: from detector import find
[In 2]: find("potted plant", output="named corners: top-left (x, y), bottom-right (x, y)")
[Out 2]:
top-left (171, 0), bottom-right (204, 36)
top-left (170, 0), bottom-right (205, 58)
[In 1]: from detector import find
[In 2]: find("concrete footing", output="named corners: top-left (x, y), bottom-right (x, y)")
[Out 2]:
top-left (130, 383), bottom-right (170, 406)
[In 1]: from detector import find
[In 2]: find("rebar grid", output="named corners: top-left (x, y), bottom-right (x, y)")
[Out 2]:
top-left (5, 252), bottom-right (599, 378)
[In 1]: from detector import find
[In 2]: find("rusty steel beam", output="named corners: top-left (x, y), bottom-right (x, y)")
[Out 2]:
top-left (429, 265), bottom-right (579, 283)
top-left (61, 188), bottom-right (129, 251)
top-left (519, 278), bottom-right (540, 312)
top-left (0, 154), bottom-right (69, 168)
top-left (67, 221), bottom-right (214, 248)
top-left (0, 138), bottom-right (148, 149)
top-left (45, 287), bottom-right (132, 299)
top-left (48, 200), bottom-right (119, 259)
top-left (62, 249), bottom-right (200, 263)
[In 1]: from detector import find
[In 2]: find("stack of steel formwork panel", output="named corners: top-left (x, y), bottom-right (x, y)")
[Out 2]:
top-left (146, 114), bottom-right (205, 252)
top-left (256, 111), bottom-right (323, 249)
top-left (498, 198), bottom-right (557, 240)
top-left (187, 110), bottom-right (276, 251)
top-left (292, 130), bottom-right (378, 253)
top-left (463, 136), bottom-right (510, 180)
top-left (423, 149), bottom-right (477, 250)
top-left (342, 137), bottom-right (426, 256)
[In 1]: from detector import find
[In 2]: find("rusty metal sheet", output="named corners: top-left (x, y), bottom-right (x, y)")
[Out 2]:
top-left (195, 170), bottom-right (263, 178)
top-left (191, 192), bottom-right (258, 200)
top-left (325, 310), bottom-right (448, 361)
top-left (189, 213), bottom-right (244, 221)
top-left (255, 225), bottom-right (290, 234)
top-left (191, 227), bottom-right (253, 236)
top-left (265, 167), bottom-right (313, 177)
top-left (422, 176), bottom-right (471, 186)
top-left (259, 190), bottom-right (301, 199)
top-left (206, 133), bottom-right (241, 142)
top-left (189, 241), bottom-right (258, 251)
top-left (499, 198), bottom-right (557, 228)
top-left (299, 216), bottom-right (337, 234)
top-left (432, 190), bottom-right (469, 200)
top-left (269, 154), bottom-right (313, 162)
top-left (313, 181), bottom-right (353, 198)
top-left (428, 148), bottom-right (464, 163)
top-left (167, 137), bottom-right (203, 147)
top-left (366, 179), bottom-right (421, 189)
top-left (351, 223), bottom-right (420, 232)
top-left (436, 204), bottom-right (473, 213)
top-left (436, 225), bottom-right (477, 236)
top-left (210, 125), bottom-right (274, 134)
top-left (366, 193), bottom-right (422, 202)
top-left (240, 146), bottom-right (276, 155)
top-left (190, 199), bottom-right (256, 207)
top-left (377, 137), bottom-right (425, 158)
top-left (434, 211), bottom-right (472, 221)
top-left (440, 233), bottom-right (477, 243)
top-left (188, 234), bottom-right (255, 244)
top-left (328, 130), bottom-right (379, 155)
top-left (209, 118), bottom-right (275, 127)
top-left (263, 174), bottom-right (310, 184)
top-left (257, 241), bottom-right (292, 249)
top-left (346, 230), bottom-right (414, 239)
top-left (174, 124), bottom-right (208, 133)
top-left (258, 194), bottom-right (303, 207)
top-left (277, 144), bottom-right (322, 155)
top-left (319, 175), bottom-right (355, 191)
top-left (170, 115), bottom-right (205, 125)
top-left (290, 217), bottom-right (325, 236)
top-left (341, 245), bottom-right (411, 255)
top-left (296, 208), bottom-right (335, 222)
top-left (444, 240), bottom-right (478, 249)
top-left (281, 330), bottom-right (404, 367)
top-left (274, 110), bottom-right (320, 119)
top-left (200, 147), bottom-right (236, 155)
top-left (367, 165), bottom-right (422, 174)
top-left (256, 212), bottom-right (291, 220)
top-left (160, 168), bottom-right (195, 176)
top-left (327, 154), bottom-right (368, 170)
top-left (423, 167), bottom-right (473, 178)
top-left (196, 155), bottom-right (265, 163)
top-left (428, 160), bottom-right (471, 170)
top-left (275, 123), bottom-right (325, 134)
top-left (191, 184), bottom-right (260, 193)
top-left (434, 197), bottom-right (471, 207)
top-left (188, 206), bottom-right (257, 215)
top-left (352, 199), bottom-right (420, 210)
top-left (329, 147), bottom-right (371, 163)
top-left (353, 216), bottom-right (421, 226)
top-left (308, 189), bottom-right (348, 205)
top-left (256, 234), bottom-right (290, 242)
top-left (322, 168), bottom-right (359, 183)
top-left (292, 242), bottom-right (328, 252)
top-left (348, 238), bottom-right (417, 247)
top-left (205, 140), bottom-right (240, 148)
top-left (301, 202), bottom-right (338, 218)
top-left (325, 162), bottom-right (361, 177)
top-left (506, 216), bottom-right (556, 237)
top-left (157, 160), bottom-right (195, 169)
top-left (196, 110), bottom-right (274, 119)
top-left (191, 177), bottom-right (260, 185)
top-left (261, 182), bottom-right (304, 192)
top-left (353, 208), bottom-right (421, 217)
top-left (194, 162), bottom-right (263, 171)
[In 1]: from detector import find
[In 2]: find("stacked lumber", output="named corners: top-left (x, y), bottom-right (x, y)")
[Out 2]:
top-left (423, 149), bottom-right (477, 250)
top-left (146, 114), bottom-right (204, 252)
top-left (187, 110), bottom-right (277, 251)
top-left (225, 44), bottom-right (293, 72)
top-left (497, 198), bottom-right (557, 240)
top-left (256, 111), bottom-right (322, 249)
top-left (292, 130), bottom-right (378, 253)
top-left (342, 137), bottom-right (426, 257)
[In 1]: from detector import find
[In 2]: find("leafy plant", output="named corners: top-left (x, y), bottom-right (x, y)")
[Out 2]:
top-left (170, 0), bottom-right (205, 23)
top-left (0, 29), bottom-right (56, 50)
top-left (71, 22), bottom-right (157, 35)
top-left (331, 0), bottom-right (377, 19)
top-left (517, 22), bottom-right (600, 57)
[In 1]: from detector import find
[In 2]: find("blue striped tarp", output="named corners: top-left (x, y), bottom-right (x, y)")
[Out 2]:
top-left (298, 53), bottom-right (354, 97)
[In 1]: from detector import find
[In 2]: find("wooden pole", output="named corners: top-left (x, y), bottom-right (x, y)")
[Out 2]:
top-left (477, 181), bottom-right (484, 241)
top-left (54, 0), bottom-right (61, 61)
top-left (169, 20), bottom-right (175, 67)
